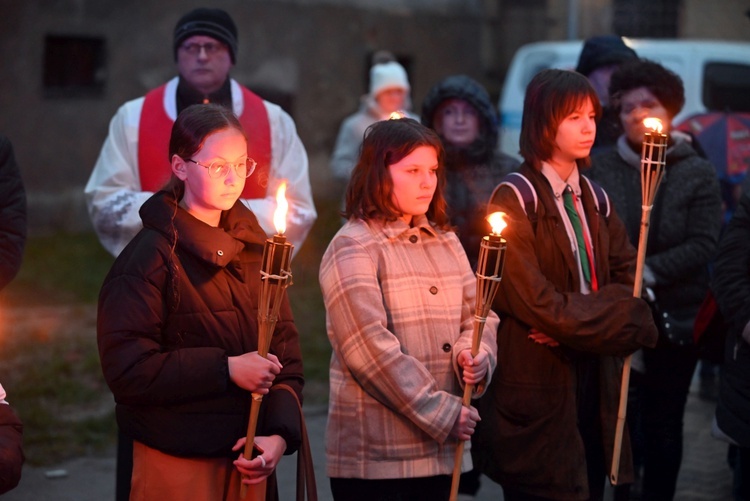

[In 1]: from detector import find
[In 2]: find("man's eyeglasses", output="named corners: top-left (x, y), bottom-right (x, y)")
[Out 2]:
top-left (185, 158), bottom-right (257, 179)
top-left (179, 42), bottom-right (226, 56)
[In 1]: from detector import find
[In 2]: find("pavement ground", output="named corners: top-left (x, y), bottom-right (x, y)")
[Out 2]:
top-left (3, 372), bottom-right (733, 500)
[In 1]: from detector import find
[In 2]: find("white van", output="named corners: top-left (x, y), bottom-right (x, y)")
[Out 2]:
top-left (498, 39), bottom-right (750, 159)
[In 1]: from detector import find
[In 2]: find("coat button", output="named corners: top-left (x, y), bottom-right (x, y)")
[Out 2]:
top-left (217, 250), bottom-right (224, 256)
top-left (442, 343), bottom-right (451, 353)
top-left (429, 286), bottom-right (438, 295)
top-left (409, 235), bottom-right (418, 243)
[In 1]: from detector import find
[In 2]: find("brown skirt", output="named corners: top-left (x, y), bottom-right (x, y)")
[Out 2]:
top-left (130, 441), bottom-right (268, 501)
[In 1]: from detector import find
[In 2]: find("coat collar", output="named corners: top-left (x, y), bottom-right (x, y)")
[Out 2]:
top-left (140, 191), bottom-right (267, 267)
top-left (541, 161), bottom-right (583, 199)
top-left (175, 76), bottom-right (232, 113)
top-left (522, 165), bottom-right (602, 291)
top-left (376, 214), bottom-right (439, 240)
top-left (616, 132), bottom-right (699, 174)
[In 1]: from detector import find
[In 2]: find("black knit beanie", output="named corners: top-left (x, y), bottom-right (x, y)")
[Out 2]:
top-left (575, 35), bottom-right (637, 77)
top-left (173, 8), bottom-right (238, 63)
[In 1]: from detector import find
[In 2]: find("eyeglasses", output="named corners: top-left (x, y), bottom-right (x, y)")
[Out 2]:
top-left (179, 42), bottom-right (226, 56)
top-left (185, 158), bottom-right (257, 179)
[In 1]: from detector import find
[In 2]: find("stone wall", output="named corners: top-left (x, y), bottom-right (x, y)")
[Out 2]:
top-left (0, 0), bottom-right (746, 234)
top-left (0, 0), bottom-right (497, 233)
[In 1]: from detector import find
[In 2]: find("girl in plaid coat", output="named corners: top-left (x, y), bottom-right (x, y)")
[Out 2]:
top-left (320, 118), bottom-right (499, 501)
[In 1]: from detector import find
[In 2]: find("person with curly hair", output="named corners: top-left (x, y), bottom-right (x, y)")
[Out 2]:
top-left (588, 59), bottom-right (722, 500)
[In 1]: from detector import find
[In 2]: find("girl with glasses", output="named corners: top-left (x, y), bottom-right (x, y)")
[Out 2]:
top-left (97, 104), bottom-right (304, 500)
top-left (589, 59), bottom-right (722, 501)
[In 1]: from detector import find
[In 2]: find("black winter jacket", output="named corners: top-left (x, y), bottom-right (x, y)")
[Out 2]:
top-left (589, 136), bottom-right (722, 337)
top-left (420, 75), bottom-right (519, 266)
top-left (0, 403), bottom-right (23, 495)
top-left (713, 190), bottom-right (750, 447)
top-left (97, 191), bottom-right (303, 458)
top-left (0, 135), bottom-right (26, 291)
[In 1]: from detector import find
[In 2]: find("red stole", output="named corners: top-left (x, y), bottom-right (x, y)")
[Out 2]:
top-left (137, 83), bottom-right (271, 198)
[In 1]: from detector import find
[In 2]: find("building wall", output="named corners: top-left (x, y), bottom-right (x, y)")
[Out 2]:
top-left (681, 0), bottom-right (750, 40)
top-left (0, 0), bottom-right (747, 233)
top-left (0, 0), bottom-right (494, 232)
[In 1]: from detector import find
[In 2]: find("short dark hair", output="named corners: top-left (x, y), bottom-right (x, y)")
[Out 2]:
top-left (164, 103), bottom-right (247, 196)
top-left (344, 118), bottom-right (450, 227)
top-left (609, 59), bottom-right (685, 118)
top-left (520, 69), bottom-right (601, 170)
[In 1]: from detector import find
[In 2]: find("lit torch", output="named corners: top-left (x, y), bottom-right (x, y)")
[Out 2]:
top-left (611, 118), bottom-right (668, 484)
top-left (449, 212), bottom-right (507, 501)
top-left (240, 182), bottom-right (294, 499)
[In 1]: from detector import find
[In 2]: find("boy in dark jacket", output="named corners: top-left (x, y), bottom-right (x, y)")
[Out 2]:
top-left (475, 69), bottom-right (658, 500)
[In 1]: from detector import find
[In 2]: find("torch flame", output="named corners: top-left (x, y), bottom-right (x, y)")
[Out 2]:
top-left (487, 212), bottom-right (507, 236)
top-left (643, 118), bottom-right (663, 134)
top-left (273, 182), bottom-right (288, 235)
top-left (389, 111), bottom-right (406, 120)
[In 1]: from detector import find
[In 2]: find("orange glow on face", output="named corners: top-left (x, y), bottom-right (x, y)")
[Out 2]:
top-left (643, 117), bottom-right (664, 134)
top-left (388, 111), bottom-right (406, 120)
top-left (487, 212), bottom-right (507, 236)
top-left (273, 182), bottom-right (288, 234)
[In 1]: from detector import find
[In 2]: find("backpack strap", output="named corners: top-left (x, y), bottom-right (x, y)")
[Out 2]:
top-left (493, 172), bottom-right (611, 226)
top-left (581, 175), bottom-right (611, 219)
top-left (493, 172), bottom-right (538, 225)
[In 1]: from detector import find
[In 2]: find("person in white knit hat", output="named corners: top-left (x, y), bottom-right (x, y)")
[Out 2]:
top-left (330, 57), bottom-right (418, 185)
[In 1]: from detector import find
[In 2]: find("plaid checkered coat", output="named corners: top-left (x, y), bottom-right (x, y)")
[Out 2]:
top-left (320, 215), bottom-right (498, 479)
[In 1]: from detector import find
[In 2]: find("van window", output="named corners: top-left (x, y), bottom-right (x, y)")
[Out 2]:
top-left (517, 50), bottom-right (572, 95)
top-left (703, 62), bottom-right (750, 112)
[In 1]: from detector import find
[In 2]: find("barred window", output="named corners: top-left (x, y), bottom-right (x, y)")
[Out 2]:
top-left (43, 35), bottom-right (106, 98)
